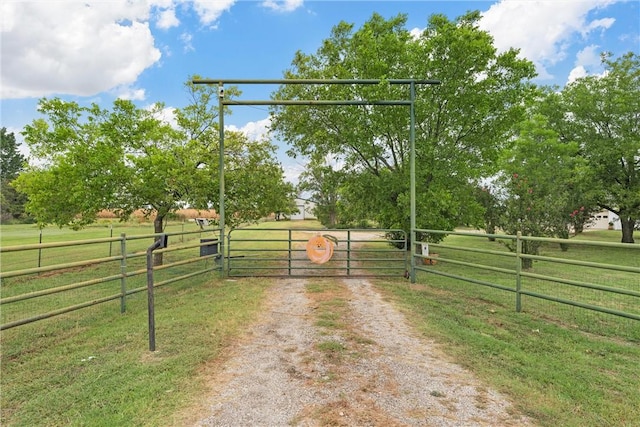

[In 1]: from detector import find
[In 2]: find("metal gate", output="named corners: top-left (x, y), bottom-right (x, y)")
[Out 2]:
top-left (226, 228), bottom-right (407, 278)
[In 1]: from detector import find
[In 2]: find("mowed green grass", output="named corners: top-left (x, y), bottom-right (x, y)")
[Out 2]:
top-left (0, 220), bottom-right (211, 272)
top-left (1, 273), bottom-right (270, 427)
top-left (421, 229), bottom-right (640, 340)
top-left (385, 228), bottom-right (639, 426)
top-left (0, 220), bottom-right (196, 246)
top-left (376, 276), bottom-right (640, 427)
top-left (1, 222), bottom-right (639, 426)
top-left (0, 220), bottom-right (221, 329)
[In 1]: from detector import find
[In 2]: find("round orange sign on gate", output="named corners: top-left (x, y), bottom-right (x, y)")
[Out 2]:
top-left (306, 235), bottom-right (334, 264)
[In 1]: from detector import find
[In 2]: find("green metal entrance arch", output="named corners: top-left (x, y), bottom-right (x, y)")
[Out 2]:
top-left (192, 78), bottom-right (441, 282)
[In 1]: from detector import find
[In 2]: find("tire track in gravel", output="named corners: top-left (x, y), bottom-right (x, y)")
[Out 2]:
top-left (189, 276), bottom-right (531, 427)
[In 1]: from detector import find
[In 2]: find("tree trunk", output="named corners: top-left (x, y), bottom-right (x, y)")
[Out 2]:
top-left (520, 240), bottom-right (539, 270)
top-left (153, 216), bottom-right (164, 266)
top-left (620, 216), bottom-right (635, 244)
top-left (521, 257), bottom-right (533, 270)
top-left (329, 211), bottom-right (337, 228)
top-left (486, 223), bottom-right (496, 242)
top-left (558, 227), bottom-right (570, 252)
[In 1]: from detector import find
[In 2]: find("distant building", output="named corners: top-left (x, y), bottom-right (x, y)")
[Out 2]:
top-left (587, 210), bottom-right (620, 230)
top-left (290, 198), bottom-right (317, 220)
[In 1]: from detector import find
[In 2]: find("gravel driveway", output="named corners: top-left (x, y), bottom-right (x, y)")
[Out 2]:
top-left (184, 277), bottom-right (531, 426)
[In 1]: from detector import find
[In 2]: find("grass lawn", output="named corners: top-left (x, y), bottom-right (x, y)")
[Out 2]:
top-left (0, 220), bottom-right (196, 246)
top-left (1, 222), bottom-right (638, 426)
top-left (422, 229), bottom-right (640, 340)
top-left (376, 277), bottom-right (640, 427)
top-left (381, 228), bottom-right (639, 426)
top-left (1, 275), bottom-right (270, 426)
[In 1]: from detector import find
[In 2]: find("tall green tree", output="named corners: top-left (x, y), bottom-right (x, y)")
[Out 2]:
top-left (0, 128), bottom-right (28, 221)
top-left (497, 115), bottom-right (586, 267)
top-left (16, 99), bottom-right (180, 232)
top-left (532, 88), bottom-right (602, 236)
top-left (223, 131), bottom-right (297, 227)
top-left (270, 12), bottom-right (536, 244)
top-left (474, 184), bottom-right (501, 241)
top-left (557, 52), bottom-right (640, 243)
top-left (15, 79), bottom-right (294, 262)
top-left (1, 128), bottom-right (25, 180)
top-left (297, 157), bottom-right (346, 227)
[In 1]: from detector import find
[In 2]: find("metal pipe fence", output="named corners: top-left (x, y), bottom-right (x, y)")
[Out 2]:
top-left (3, 226), bottom-right (638, 339)
top-left (226, 228), bottom-right (407, 277)
top-left (413, 229), bottom-right (640, 339)
top-left (0, 229), bottom-right (221, 330)
top-left (0, 221), bottom-right (193, 271)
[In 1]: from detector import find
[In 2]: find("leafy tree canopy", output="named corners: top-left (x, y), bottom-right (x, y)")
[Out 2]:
top-left (269, 11), bottom-right (536, 243)
top-left (555, 52), bottom-right (640, 243)
top-left (1, 128), bottom-right (25, 181)
top-left (297, 156), bottom-right (346, 227)
top-left (496, 114), bottom-right (591, 266)
top-left (1, 128), bottom-right (29, 221)
top-left (14, 78), bottom-right (295, 235)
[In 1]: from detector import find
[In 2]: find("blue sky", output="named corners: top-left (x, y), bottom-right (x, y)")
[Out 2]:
top-left (1, 0), bottom-right (639, 181)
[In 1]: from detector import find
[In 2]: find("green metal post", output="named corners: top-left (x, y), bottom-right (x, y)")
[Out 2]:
top-left (347, 230), bottom-right (352, 276)
top-left (288, 229), bottom-right (292, 276)
top-left (225, 231), bottom-right (229, 274)
top-left (38, 229), bottom-right (42, 269)
top-left (410, 81), bottom-right (417, 283)
top-left (218, 84), bottom-right (226, 277)
top-left (516, 231), bottom-right (522, 312)
top-left (120, 233), bottom-right (127, 313)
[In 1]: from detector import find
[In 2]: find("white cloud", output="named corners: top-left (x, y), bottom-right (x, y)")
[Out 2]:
top-left (409, 27), bottom-right (422, 40)
top-left (149, 0), bottom-right (175, 8)
top-left (180, 32), bottom-right (195, 52)
top-left (0, 0), bottom-right (299, 101)
top-left (0, 1), bottom-right (161, 99)
top-left (584, 17), bottom-right (615, 35)
top-left (228, 117), bottom-right (272, 141)
top-left (156, 7), bottom-right (180, 29)
top-left (191, 0), bottom-right (236, 26)
top-left (261, 0), bottom-right (304, 13)
top-left (478, 0), bottom-right (618, 79)
top-left (576, 44), bottom-right (602, 68)
top-left (115, 86), bottom-right (147, 101)
top-left (567, 44), bottom-right (607, 84)
top-left (567, 65), bottom-right (588, 84)
top-left (152, 106), bottom-right (179, 129)
top-left (152, 0), bottom-right (234, 28)
top-left (319, 153), bottom-right (345, 171)
top-left (283, 162), bottom-right (305, 184)
top-left (566, 66), bottom-right (609, 84)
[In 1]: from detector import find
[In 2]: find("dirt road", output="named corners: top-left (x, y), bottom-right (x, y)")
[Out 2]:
top-left (181, 277), bottom-right (531, 426)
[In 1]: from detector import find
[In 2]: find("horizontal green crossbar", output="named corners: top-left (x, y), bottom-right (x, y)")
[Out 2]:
top-left (414, 228), bottom-right (640, 322)
top-left (193, 78), bottom-right (441, 85)
top-left (224, 100), bottom-right (411, 106)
